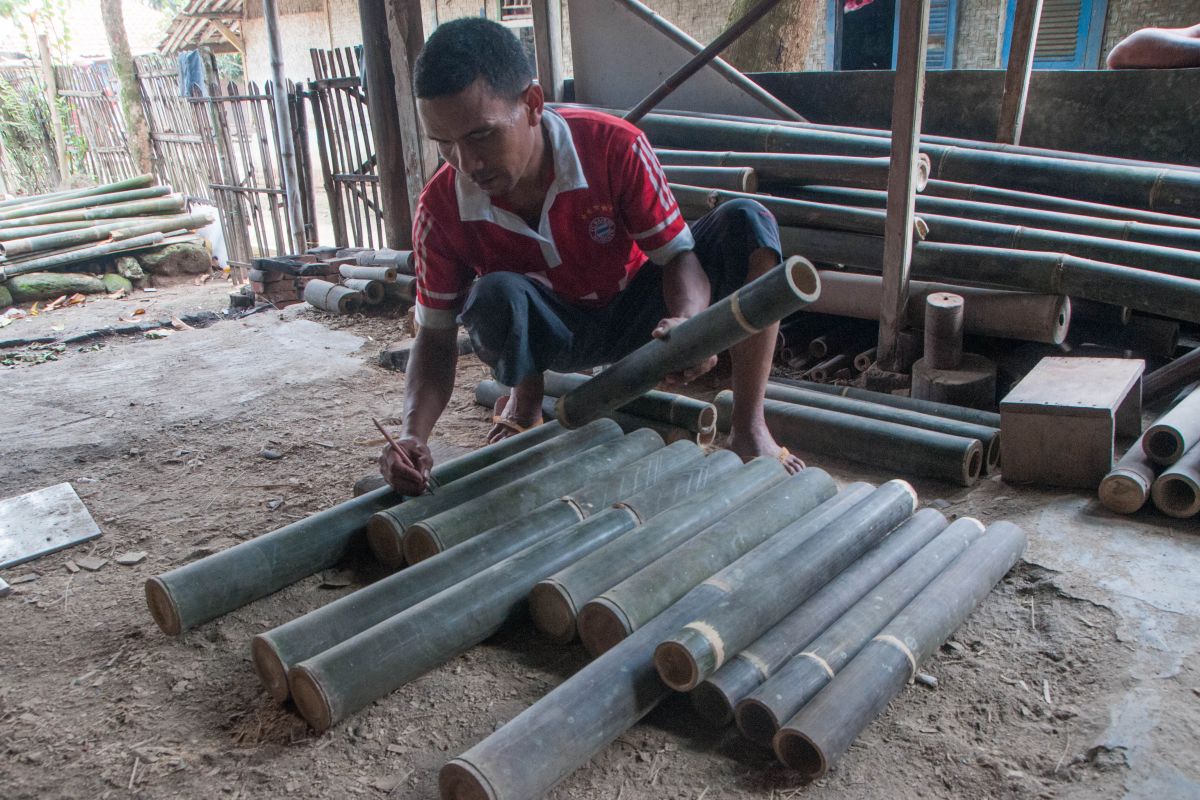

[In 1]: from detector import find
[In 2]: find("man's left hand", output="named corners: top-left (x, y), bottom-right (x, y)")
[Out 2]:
top-left (652, 317), bottom-right (717, 385)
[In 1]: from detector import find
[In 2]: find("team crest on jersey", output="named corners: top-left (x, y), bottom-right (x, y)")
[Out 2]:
top-left (588, 215), bottom-right (616, 244)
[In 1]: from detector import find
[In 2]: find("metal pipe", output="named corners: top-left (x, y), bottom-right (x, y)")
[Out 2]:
top-left (716, 393), bottom-right (984, 486)
top-left (1150, 446), bottom-right (1200, 518)
top-left (653, 480), bottom-right (919, 692)
top-left (341, 278), bottom-right (385, 305)
top-left (402, 430), bottom-right (664, 563)
top-left (366, 419), bottom-right (622, 566)
top-left (1142, 387), bottom-right (1200, 465)
top-left (0, 185), bottom-right (172, 222)
top-left (339, 264), bottom-right (397, 282)
top-left (144, 423), bottom-right (567, 635)
top-left (773, 522), bottom-right (1027, 776)
top-left (542, 372), bottom-right (717, 436)
top-left (690, 507), bottom-right (948, 726)
top-left (662, 165), bottom-right (757, 193)
top-left (736, 517), bottom-right (985, 745)
top-left (656, 149), bottom-right (929, 192)
top-left (0, 195), bottom-right (188, 230)
top-left (770, 377), bottom-right (1001, 428)
top-left (529, 454), bottom-right (778, 643)
top-left (1099, 433), bottom-right (1161, 515)
top-left (1145, 347), bottom-right (1200, 405)
top-left (556, 257), bottom-right (821, 427)
top-left (251, 441), bottom-right (702, 701)
top-left (576, 470), bottom-right (840, 656)
top-left (303, 279), bottom-right (362, 315)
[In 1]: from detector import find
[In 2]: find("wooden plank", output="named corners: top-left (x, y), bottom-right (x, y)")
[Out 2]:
top-left (385, 0), bottom-right (436, 236)
top-left (1001, 356), bottom-right (1144, 417)
top-left (996, 0), bottom-right (1042, 145)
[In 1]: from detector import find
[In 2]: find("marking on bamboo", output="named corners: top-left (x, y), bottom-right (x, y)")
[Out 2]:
top-left (702, 576), bottom-right (733, 593)
top-left (614, 503), bottom-right (643, 524)
top-left (685, 621), bottom-right (726, 667)
top-left (874, 633), bottom-right (918, 681)
top-left (797, 651), bottom-right (835, 679)
top-left (729, 290), bottom-right (761, 335)
top-left (741, 651), bottom-right (771, 679)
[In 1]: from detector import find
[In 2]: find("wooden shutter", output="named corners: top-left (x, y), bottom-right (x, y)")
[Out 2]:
top-left (1035, 0), bottom-right (1084, 62)
top-left (925, 0), bottom-right (957, 69)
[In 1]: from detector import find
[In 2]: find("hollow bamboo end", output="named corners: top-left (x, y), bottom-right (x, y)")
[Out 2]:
top-left (1145, 428), bottom-right (1183, 465)
top-left (916, 153), bottom-right (932, 192)
top-left (402, 524), bottom-right (442, 565)
top-left (1050, 299), bottom-right (1071, 345)
top-left (289, 665), bottom-right (335, 733)
top-left (366, 513), bottom-right (407, 567)
top-left (577, 597), bottom-right (633, 658)
top-left (965, 443), bottom-right (984, 486)
top-left (145, 577), bottom-right (182, 636)
top-left (1099, 471), bottom-right (1151, 515)
top-left (697, 405), bottom-right (717, 433)
top-left (740, 167), bottom-right (758, 194)
top-left (654, 639), bottom-right (702, 692)
top-left (783, 256), bottom-right (821, 303)
top-left (251, 635), bottom-right (291, 703)
top-left (773, 727), bottom-right (828, 777)
top-left (439, 759), bottom-right (499, 800)
top-left (528, 580), bottom-right (578, 644)
top-left (735, 698), bottom-right (782, 747)
top-left (1151, 474), bottom-right (1200, 519)
top-left (984, 435), bottom-right (1001, 474)
top-left (689, 680), bottom-right (735, 727)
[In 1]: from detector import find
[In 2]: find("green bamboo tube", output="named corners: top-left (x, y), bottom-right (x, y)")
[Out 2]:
top-left (342, 278), bottom-right (385, 305)
top-left (401, 429), bottom-right (665, 563)
top-left (303, 279), bottom-right (362, 314)
top-left (656, 149), bottom-right (927, 192)
top-left (338, 264), bottom-right (397, 282)
top-left (527, 451), bottom-right (761, 643)
top-left (0, 186), bottom-right (172, 222)
top-left (0, 220), bottom-right (95, 240)
top-left (542, 371), bottom-right (717, 435)
top-left (771, 377), bottom-right (1001, 428)
top-left (252, 440), bottom-right (702, 701)
top-left (0, 195), bottom-right (187, 230)
top-left (1150, 445), bottom-right (1200, 519)
top-left (756, 383), bottom-right (1001, 473)
top-left (577, 470), bottom-right (843, 656)
top-left (144, 423), bottom-right (567, 636)
top-left (1, 232), bottom-right (168, 279)
top-left (654, 480), bottom-right (918, 692)
top-left (1099, 433), bottom-right (1161, 514)
top-left (556, 256), bottom-right (820, 428)
top-left (0, 212), bottom-right (213, 258)
top-left (691, 507), bottom-right (948, 727)
top-left (717, 392), bottom-right (984, 486)
top-left (774, 522), bottom-right (1026, 777)
top-left (366, 419), bottom-right (622, 566)
top-left (1142, 388), bottom-right (1200, 465)
top-left (0, 174), bottom-right (155, 210)
top-left (736, 517), bottom-right (985, 745)
top-left (661, 165), bottom-right (757, 193)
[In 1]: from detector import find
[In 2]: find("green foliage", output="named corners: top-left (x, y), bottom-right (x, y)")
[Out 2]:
top-left (0, 74), bottom-right (56, 194)
top-left (215, 53), bottom-right (244, 81)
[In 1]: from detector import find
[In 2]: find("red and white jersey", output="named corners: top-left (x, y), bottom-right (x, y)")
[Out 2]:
top-left (412, 107), bottom-right (694, 329)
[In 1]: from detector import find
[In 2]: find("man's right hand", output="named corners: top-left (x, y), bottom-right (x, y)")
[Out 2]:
top-left (379, 435), bottom-right (435, 495)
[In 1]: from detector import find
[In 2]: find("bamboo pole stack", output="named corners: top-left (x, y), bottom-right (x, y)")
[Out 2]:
top-left (1101, 385), bottom-right (1200, 518)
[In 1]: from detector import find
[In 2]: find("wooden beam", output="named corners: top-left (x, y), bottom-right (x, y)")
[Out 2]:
top-left (184, 12), bottom-right (243, 20)
top-left (262, 0), bottom-right (308, 254)
top-left (996, 0), bottom-right (1042, 145)
top-left (359, 0), bottom-right (408, 248)
top-left (876, 0), bottom-right (931, 373)
top-left (207, 19), bottom-right (245, 57)
top-left (531, 0), bottom-right (564, 102)
top-left (385, 0), bottom-right (437, 232)
top-left (35, 32), bottom-right (66, 183)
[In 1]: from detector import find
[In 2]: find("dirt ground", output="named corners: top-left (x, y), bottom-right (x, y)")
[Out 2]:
top-left (1, 282), bottom-right (1195, 799)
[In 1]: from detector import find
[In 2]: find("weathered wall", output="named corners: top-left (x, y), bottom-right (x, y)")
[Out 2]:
top-left (243, 11), bottom-right (331, 86)
top-left (954, 0), bottom-right (1005, 68)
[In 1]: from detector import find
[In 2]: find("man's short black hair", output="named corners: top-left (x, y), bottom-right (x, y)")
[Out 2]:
top-left (414, 18), bottom-right (534, 100)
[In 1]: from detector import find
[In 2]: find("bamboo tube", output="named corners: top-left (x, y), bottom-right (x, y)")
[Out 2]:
top-left (556, 256), bottom-right (820, 427)
top-left (1099, 433), bottom-right (1160, 514)
top-left (736, 517), bottom-right (985, 745)
top-left (656, 149), bottom-right (928, 192)
top-left (691, 507), bottom-right (948, 726)
top-left (529, 454), bottom-right (775, 643)
top-left (366, 419), bottom-right (622, 566)
top-left (0, 232), bottom-right (167, 279)
top-left (1150, 446), bottom-right (1200, 518)
top-left (1070, 299), bottom-right (1132, 326)
top-left (303, 279), bottom-right (362, 314)
top-left (853, 347), bottom-right (877, 372)
top-left (578, 473), bottom-right (848, 657)
top-left (1142, 387), bottom-right (1200, 465)
top-left (144, 423), bottom-right (567, 635)
top-left (386, 273), bottom-right (417, 304)
top-left (402, 430), bottom-right (664, 563)
top-left (771, 377), bottom-right (1001, 428)
top-left (338, 264), bottom-right (397, 282)
top-left (1144, 346), bottom-right (1200, 405)
top-left (542, 371), bottom-right (717, 435)
top-left (774, 522), bottom-right (1027, 777)
top-left (0, 212), bottom-right (213, 258)
top-left (251, 441), bottom-right (702, 701)
top-left (758, 384), bottom-right (1001, 473)
top-left (0, 195), bottom-right (187, 230)
top-left (717, 393), bottom-right (984, 486)
top-left (805, 354), bottom-right (847, 382)
top-left (776, 226), bottom-right (1200, 325)
top-left (1071, 315), bottom-right (1179, 360)
top-left (0, 220), bottom-right (94, 240)
top-left (661, 165), bottom-right (757, 193)
top-left (289, 452), bottom-right (736, 732)
top-left (0, 174), bottom-right (155, 210)
top-left (341, 278), bottom-right (385, 305)
top-left (653, 480), bottom-right (918, 692)
top-left (0, 185), bottom-right (172, 222)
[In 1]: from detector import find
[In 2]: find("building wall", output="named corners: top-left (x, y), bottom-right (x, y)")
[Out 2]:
top-left (954, 0), bottom-right (1005, 68)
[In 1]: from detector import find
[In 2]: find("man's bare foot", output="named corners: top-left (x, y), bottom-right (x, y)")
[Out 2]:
top-left (487, 391), bottom-right (544, 444)
top-left (728, 423), bottom-right (805, 474)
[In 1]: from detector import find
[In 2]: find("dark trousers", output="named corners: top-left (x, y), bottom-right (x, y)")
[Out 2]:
top-left (459, 198), bottom-right (782, 387)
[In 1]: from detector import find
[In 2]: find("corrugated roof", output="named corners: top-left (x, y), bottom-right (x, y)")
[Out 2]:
top-left (158, 0), bottom-right (244, 56)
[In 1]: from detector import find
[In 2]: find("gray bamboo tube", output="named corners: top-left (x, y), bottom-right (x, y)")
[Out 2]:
top-left (771, 377), bottom-right (1001, 428)
top-left (402, 430), bottom-right (664, 563)
top-left (1142, 388), bottom-right (1200, 466)
top-left (338, 264), bottom-right (397, 282)
top-left (805, 354), bottom-right (847, 383)
top-left (529, 453), bottom-right (771, 643)
top-left (1150, 446), bottom-right (1200, 519)
top-left (661, 165), bottom-right (757, 193)
top-left (342, 278), bottom-right (385, 305)
top-left (384, 274), bottom-right (417, 304)
top-left (555, 256), bottom-right (821, 428)
top-left (690, 507), bottom-right (949, 726)
top-left (251, 441), bottom-right (702, 701)
top-left (366, 419), bottom-right (622, 566)
top-left (776, 225), bottom-right (1200, 325)
top-left (923, 293), bottom-right (964, 370)
top-left (354, 248), bottom-right (414, 271)
top-left (1099, 433), bottom-right (1160, 515)
top-left (773, 521), bottom-right (1027, 777)
top-left (1144, 346), bottom-right (1200, 405)
top-left (0, 194), bottom-right (187, 230)
top-left (577, 470), bottom-right (841, 656)
top-left (853, 347), bottom-right (877, 372)
top-left (542, 372), bottom-right (717, 435)
top-left (757, 384), bottom-right (1001, 473)
top-left (716, 393), bottom-right (984, 486)
top-left (1070, 299), bottom-right (1131, 327)
top-left (1070, 315), bottom-right (1180, 361)
top-left (736, 517), bottom-right (986, 745)
top-left (303, 279), bottom-right (362, 314)
top-left (144, 423), bottom-right (566, 636)
top-left (654, 480), bottom-right (918, 692)
top-left (655, 149), bottom-right (929, 192)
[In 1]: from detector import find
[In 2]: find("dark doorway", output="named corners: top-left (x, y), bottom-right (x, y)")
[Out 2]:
top-left (840, 0), bottom-right (895, 70)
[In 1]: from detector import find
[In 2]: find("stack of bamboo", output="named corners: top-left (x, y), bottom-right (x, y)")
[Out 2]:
top-left (275, 247), bottom-right (416, 314)
top-left (0, 175), bottom-right (212, 306)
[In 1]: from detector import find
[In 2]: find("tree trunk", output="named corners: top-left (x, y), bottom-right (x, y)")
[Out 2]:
top-left (723, 0), bottom-right (826, 72)
top-left (100, 0), bottom-right (154, 175)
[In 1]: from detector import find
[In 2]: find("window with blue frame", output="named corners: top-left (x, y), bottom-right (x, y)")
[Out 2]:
top-left (831, 0), bottom-right (960, 70)
top-left (1001, 0), bottom-right (1109, 69)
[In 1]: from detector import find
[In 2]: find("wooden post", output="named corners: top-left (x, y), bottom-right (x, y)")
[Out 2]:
top-left (875, 0), bottom-right (931, 373)
top-left (531, 0), bottom-right (564, 103)
top-left (262, 0), bottom-right (308, 254)
top-left (996, 0), bottom-right (1042, 145)
top-left (385, 0), bottom-right (437, 231)
top-left (358, 0), bottom-right (408, 248)
top-left (35, 32), bottom-right (65, 183)
top-left (101, 0), bottom-right (155, 176)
